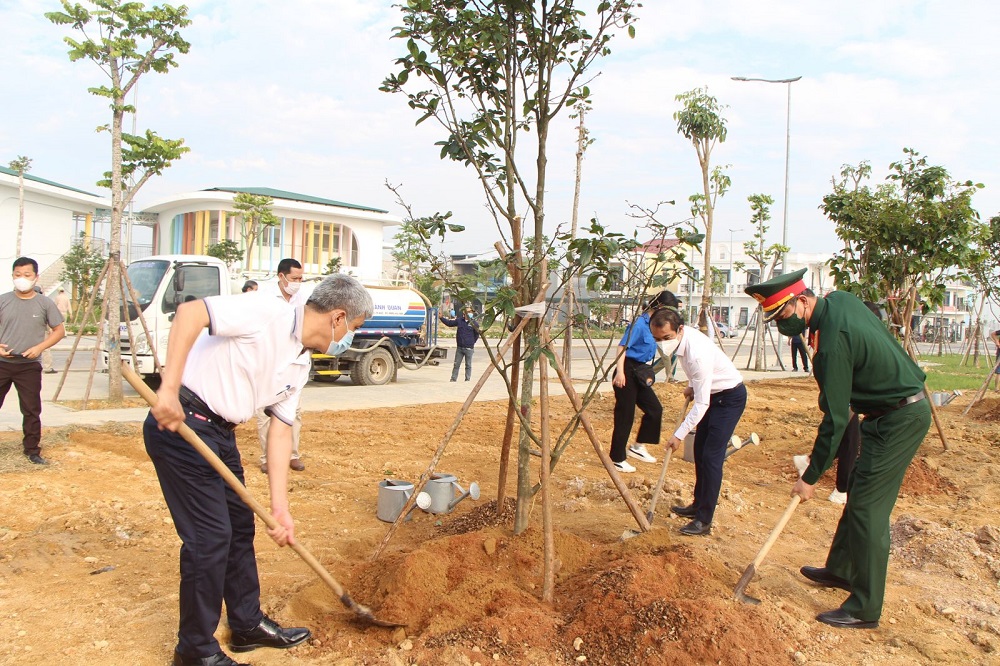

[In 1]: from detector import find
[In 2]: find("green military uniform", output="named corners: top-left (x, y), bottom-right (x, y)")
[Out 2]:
top-left (804, 292), bottom-right (930, 621)
top-left (746, 272), bottom-right (931, 622)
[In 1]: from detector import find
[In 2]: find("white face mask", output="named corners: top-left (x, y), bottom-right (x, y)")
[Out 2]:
top-left (326, 328), bottom-right (355, 356)
top-left (282, 277), bottom-right (301, 295)
top-left (660, 337), bottom-right (680, 356)
top-left (13, 277), bottom-right (35, 293)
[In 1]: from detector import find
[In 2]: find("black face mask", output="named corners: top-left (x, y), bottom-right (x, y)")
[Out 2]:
top-left (776, 300), bottom-right (806, 337)
top-left (777, 312), bottom-right (806, 337)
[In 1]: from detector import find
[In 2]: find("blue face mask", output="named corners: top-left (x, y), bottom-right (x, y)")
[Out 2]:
top-left (326, 328), bottom-right (355, 356)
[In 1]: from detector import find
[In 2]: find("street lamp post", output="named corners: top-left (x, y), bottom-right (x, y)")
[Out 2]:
top-left (728, 228), bottom-right (741, 328)
top-left (731, 75), bottom-right (801, 275)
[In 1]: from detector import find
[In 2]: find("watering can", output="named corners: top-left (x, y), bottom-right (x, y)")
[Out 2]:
top-left (376, 479), bottom-right (431, 522)
top-left (930, 390), bottom-right (961, 407)
top-left (416, 473), bottom-right (481, 514)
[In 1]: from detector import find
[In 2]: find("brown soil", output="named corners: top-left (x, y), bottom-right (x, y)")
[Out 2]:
top-left (2, 378), bottom-right (1000, 665)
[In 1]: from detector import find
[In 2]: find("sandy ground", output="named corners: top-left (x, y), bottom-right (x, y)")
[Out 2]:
top-left (2, 377), bottom-right (999, 665)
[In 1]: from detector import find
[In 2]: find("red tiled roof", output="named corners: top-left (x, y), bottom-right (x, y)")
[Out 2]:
top-left (639, 238), bottom-right (681, 253)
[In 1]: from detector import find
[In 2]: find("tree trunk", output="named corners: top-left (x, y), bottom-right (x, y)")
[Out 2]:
top-left (513, 355), bottom-right (535, 535)
top-left (15, 171), bottom-right (25, 258)
top-left (699, 153), bottom-right (713, 334)
top-left (107, 101), bottom-right (125, 403)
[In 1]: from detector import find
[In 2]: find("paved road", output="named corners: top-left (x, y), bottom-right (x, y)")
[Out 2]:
top-left (1, 337), bottom-right (809, 432)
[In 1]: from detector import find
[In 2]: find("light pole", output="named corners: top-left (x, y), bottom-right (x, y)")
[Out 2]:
top-left (728, 228), bottom-right (741, 328)
top-left (731, 75), bottom-right (801, 274)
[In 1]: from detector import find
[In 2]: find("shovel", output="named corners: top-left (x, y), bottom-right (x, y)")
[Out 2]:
top-left (646, 396), bottom-right (692, 524)
top-left (122, 364), bottom-right (403, 628)
top-left (733, 495), bottom-right (801, 604)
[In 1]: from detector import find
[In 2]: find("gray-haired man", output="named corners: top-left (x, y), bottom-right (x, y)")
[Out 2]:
top-left (144, 273), bottom-right (373, 666)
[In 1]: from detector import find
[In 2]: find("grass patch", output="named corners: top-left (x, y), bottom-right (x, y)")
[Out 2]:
top-left (916, 352), bottom-right (997, 392)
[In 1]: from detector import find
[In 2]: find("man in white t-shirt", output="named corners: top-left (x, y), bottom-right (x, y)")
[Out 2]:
top-left (255, 258), bottom-right (309, 473)
top-left (144, 273), bottom-right (373, 666)
top-left (660, 308), bottom-right (747, 537)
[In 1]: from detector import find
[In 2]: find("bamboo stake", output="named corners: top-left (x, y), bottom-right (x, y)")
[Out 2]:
top-left (52, 260), bottom-right (110, 401)
top-left (82, 267), bottom-right (114, 409)
top-left (496, 331), bottom-right (521, 514)
top-left (962, 354), bottom-right (1000, 416)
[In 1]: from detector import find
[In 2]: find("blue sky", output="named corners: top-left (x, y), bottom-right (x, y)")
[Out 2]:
top-left (2, 0), bottom-right (998, 258)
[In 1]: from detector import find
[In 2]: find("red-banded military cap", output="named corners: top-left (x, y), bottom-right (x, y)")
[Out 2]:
top-left (744, 268), bottom-right (808, 322)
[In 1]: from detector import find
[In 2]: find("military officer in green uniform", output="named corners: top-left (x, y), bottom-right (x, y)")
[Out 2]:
top-left (746, 269), bottom-right (931, 629)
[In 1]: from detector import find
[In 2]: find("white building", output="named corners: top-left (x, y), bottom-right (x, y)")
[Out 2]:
top-left (0, 165), bottom-right (110, 286)
top-left (141, 187), bottom-right (401, 282)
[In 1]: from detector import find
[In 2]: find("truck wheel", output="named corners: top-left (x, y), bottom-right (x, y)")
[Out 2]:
top-left (142, 374), bottom-right (162, 390)
top-left (351, 347), bottom-right (394, 386)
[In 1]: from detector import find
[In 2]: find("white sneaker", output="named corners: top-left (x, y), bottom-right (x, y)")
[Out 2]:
top-left (828, 490), bottom-right (848, 505)
top-left (627, 444), bottom-right (657, 464)
top-left (793, 454), bottom-right (810, 477)
top-left (613, 460), bottom-right (636, 473)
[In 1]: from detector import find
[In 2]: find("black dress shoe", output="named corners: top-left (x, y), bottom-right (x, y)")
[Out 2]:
top-left (670, 504), bottom-right (697, 518)
top-left (679, 519), bottom-right (711, 536)
top-left (172, 650), bottom-right (249, 666)
top-left (800, 566), bottom-right (851, 592)
top-left (229, 616), bottom-right (311, 653)
top-left (816, 608), bottom-right (879, 629)
top-left (27, 454), bottom-right (49, 465)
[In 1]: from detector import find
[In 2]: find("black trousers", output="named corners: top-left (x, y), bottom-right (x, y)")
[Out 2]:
top-left (0, 360), bottom-right (43, 456)
top-left (790, 336), bottom-right (809, 370)
top-left (610, 358), bottom-right (662, 462)
top-left (691, 383), bottom-right (747, 525)
top-left (144, 411), bottom-right (263, 658)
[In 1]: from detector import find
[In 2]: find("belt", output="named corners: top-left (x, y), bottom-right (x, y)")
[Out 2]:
top-left (178, 385), bottom-right (238, 432)
top-left (862, 391), bottom-right (926, 419)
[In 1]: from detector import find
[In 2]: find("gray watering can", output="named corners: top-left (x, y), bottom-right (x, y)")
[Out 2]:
top-left (416, 473), bottom-right (481, 514)
top-left (376, 479), bottom-right (431, 522)
top-left (931, 390), bottom-right (961, 407)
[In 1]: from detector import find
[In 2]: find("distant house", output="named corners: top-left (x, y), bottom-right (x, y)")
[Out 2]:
top-left (0, 165), bottom-right (109, 282)
top-left (141, 187), bottom-right (401, 281)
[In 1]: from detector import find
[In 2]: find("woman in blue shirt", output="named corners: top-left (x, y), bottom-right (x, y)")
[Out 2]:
top-left (609, 291), bottom-right (679, 472)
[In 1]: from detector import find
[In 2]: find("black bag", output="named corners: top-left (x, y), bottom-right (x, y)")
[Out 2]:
top-left (633, 363), bottom-right (656, 387)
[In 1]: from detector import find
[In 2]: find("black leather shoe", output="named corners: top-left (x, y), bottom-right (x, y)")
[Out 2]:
top-left (172, 650), bottom-right (249, 666)
top-left (679, 519), bottom-right (711, 536)
top-left (800, 566), bottom-right (851, 592)
top-left (27, 454), bottom-right (49, 465)
top-left (229, 616), bottom-right (311, 653)
top-left (670, 504), bottom-right (697, 518)
top-left (816, 608), bottom-right (879, 629)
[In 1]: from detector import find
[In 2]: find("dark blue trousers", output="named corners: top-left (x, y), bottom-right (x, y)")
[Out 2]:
top-left (144, 412), bottom-right (263, 659)
top-left (692, 383), bottom-right (747, 525)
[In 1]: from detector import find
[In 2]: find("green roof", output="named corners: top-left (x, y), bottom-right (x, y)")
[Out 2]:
top-left (0, 165), bottom-right (101, 197)
top-left (205, 187), bottom-right (388, 214)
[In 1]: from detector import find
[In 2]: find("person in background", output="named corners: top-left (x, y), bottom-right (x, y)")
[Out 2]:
top-left (256, 260), bottom-right (306, 473)
top-left (242, 280), bottom-right (258, 293)
top-left (608, 290), bottom-right (680, 473)
top-left (748, 268), bottom-right (931, 630)
top-left (662, 308), bottom-right (747, 537)
top-left (0, 257), bottom-right (66, 465)
top-left (790, 332), bottom-right (809, 373)
top-left (440, 305), bottom-right (479, 382)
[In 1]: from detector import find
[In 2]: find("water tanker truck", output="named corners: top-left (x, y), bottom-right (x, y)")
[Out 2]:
top-left (100, 255), bottom-right (446, 386)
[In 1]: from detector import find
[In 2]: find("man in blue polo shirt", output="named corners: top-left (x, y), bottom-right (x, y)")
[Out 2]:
top-left (440, 305), bottom-right (480, 381)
